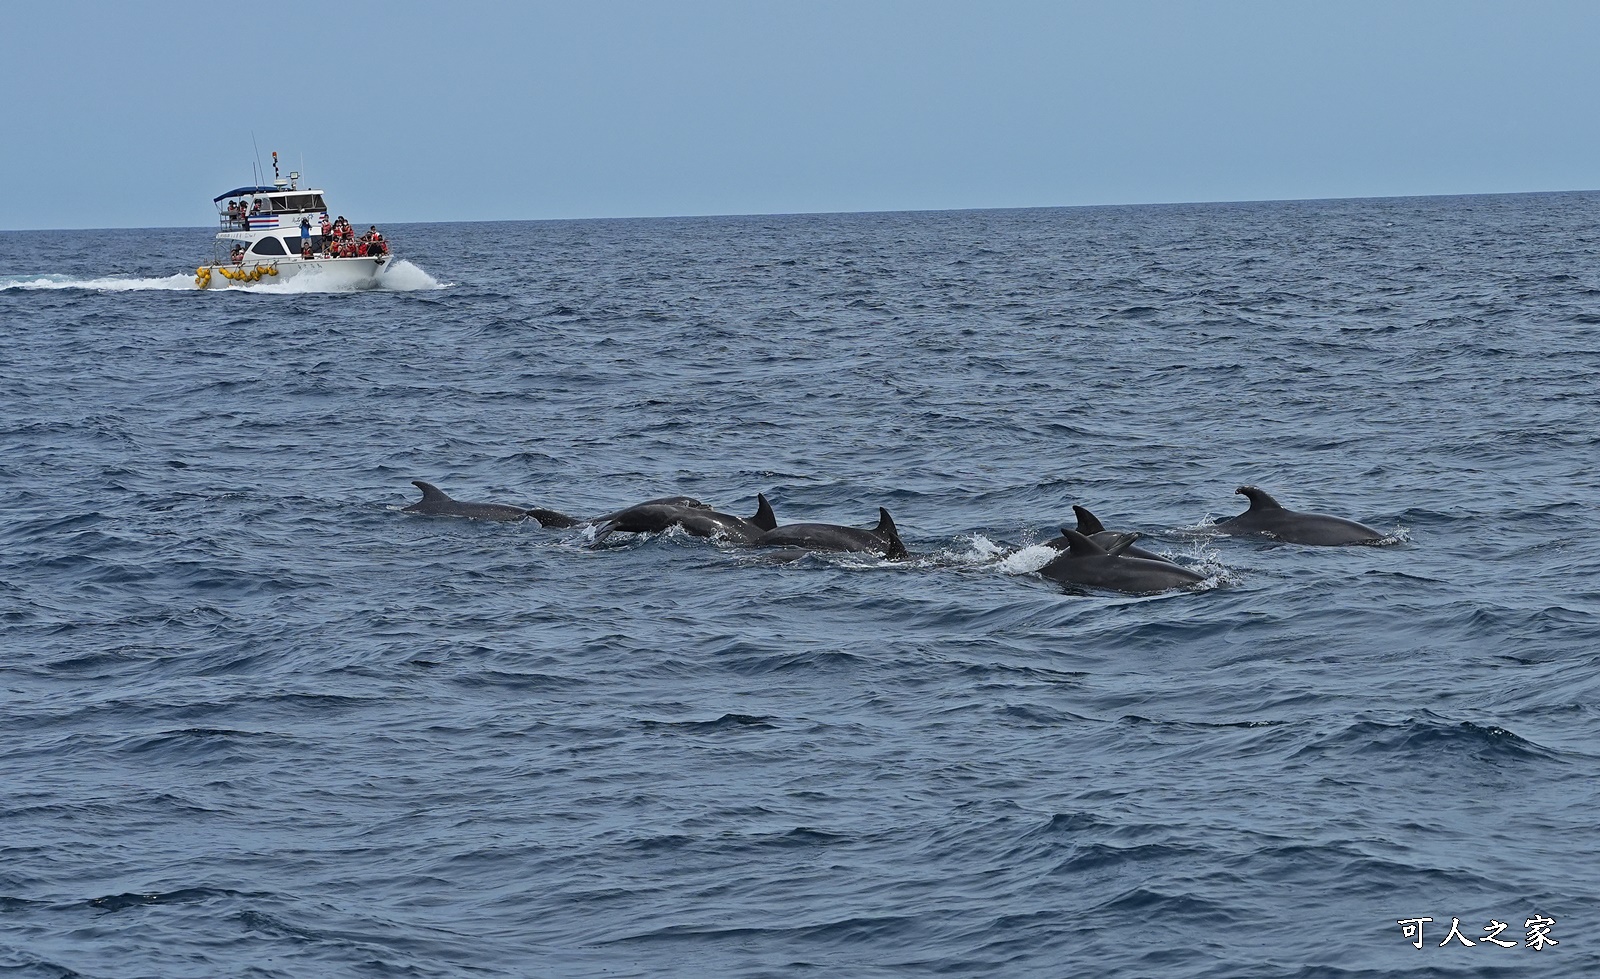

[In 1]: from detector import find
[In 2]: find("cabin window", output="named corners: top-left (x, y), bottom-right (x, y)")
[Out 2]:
top-left (251, 236), bottom-right (287, 256)
top-left (286, 194), bottom-right (324, 212)
top-left (268, 196), bottom-right (288, 212)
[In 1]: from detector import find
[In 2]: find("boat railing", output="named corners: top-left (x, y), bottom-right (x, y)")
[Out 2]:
top-left (216, 206), bottom-right (330, 230)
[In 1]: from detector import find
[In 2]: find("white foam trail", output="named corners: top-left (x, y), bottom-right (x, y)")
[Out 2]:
top-left (0, 273), bottom-right (199, 292)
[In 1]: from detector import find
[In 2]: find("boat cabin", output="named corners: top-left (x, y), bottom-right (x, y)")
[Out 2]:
top-left (214, 175), bottom-right (330, 231)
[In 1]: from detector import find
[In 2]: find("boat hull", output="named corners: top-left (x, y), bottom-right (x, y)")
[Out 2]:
top-left (195, 255), bottom-right (390, 290)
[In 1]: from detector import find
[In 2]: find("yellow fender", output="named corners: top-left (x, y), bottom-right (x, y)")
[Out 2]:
top-left (265, 266), bottom-right (279, 276)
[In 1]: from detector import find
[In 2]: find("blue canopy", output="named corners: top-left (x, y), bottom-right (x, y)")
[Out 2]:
top-left (213, 186), bottom-right (277, 202)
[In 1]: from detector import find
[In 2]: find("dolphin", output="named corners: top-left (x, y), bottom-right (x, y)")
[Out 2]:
top-left (1213, 486), bottom-right (1384, 545)
top-left (593, 494), bottom-right (776, 544)
top-left (1040, 528), bottom-right (1207, 594)
top-left (402, 480), bottom-right (551, 522)
top-left (757, 507), bottom-right (909, 560)
top-left (1042, 505), bottom-right (1176, 564)
top-left (591, 496), bottom-right (711, 522)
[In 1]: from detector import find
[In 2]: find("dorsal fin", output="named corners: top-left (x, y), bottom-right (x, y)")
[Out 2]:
top-left (412, 480), bottom-right (451, 503)
top-left (751, 493), bottom-right (777, 531)
top-left (1057, 527), bottom-right (1109, 557)
top-left (1104, 532), bottom-right (1142, 557)
top-left (875, 507), bottom-right (908, 560)
top-left (1072, 505), bottom-right (1107, 535)
top-left (1236, 485), bottom-right (1283, 511)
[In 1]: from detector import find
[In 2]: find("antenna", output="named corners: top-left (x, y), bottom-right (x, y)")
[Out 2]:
top-left (251, 132), bottom-right (263, 188)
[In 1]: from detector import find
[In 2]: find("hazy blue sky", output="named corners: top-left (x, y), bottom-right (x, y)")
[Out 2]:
top-left (4, 1), bottom-right (1597, 229)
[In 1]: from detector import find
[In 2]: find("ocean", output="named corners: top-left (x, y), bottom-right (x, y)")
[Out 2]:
top-left (2, 194), bottom-right (1597, 977)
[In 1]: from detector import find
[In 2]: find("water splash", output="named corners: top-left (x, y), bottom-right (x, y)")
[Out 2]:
top-left (376, 259), bottom-right (448, 291)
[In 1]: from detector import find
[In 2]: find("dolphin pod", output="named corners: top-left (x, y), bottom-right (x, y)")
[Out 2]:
top-left (400, 480), bottom-right (1392, 594)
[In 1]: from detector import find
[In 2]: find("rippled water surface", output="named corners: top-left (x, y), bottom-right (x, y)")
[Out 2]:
top-left (4, 195), bottom-right (1599, 977)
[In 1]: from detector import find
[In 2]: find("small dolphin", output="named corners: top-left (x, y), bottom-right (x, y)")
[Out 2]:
top-left (757, 507), bottom-right (908, 560)
top-left (1214, 486), bottom-right (1384, 546)
top-left (1042, 505), bottom-right (1176, 564)
top-left (594, 494), bottom-right (777, 544)
top-left (402, 480), bottom-right (540, 522)
top-left (1040, 528), bottom-right (1206, 595)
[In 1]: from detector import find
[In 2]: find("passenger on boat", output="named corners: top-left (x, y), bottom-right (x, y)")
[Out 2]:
top-left (231, 244), bottom-right (245, 265)
top-left (320, 216), bottom-right (332, 238)
top-left (301, 238), bottom-right (314, 259)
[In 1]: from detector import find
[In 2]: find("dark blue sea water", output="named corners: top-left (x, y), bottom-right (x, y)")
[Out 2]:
top-left (3, 194), bottom-right (1599, 977)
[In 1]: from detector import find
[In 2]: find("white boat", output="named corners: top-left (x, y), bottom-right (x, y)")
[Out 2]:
top-left (194, 155), bottom-right (393, 289)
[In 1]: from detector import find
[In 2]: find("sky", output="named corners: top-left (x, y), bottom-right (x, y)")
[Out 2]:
top-left (3, 0), bottom-right (1598, 229)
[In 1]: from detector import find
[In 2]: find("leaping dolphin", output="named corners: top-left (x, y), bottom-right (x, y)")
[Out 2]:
top-left (402, 480), bottom-right (564, 523)
top-left (757, 507), bottom-right (908, 560)
top-left (1040, 528), bottom-right (1206, 595)
top-left (1213, 486), bottom-right (1384, 545)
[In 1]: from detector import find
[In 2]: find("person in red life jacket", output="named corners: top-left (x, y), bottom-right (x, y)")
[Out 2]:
top-left (301, 238), bottom-right (314, 259)
top-left (356, 238), bottom-right (369, 257)
top-left (231, 244), bottom-right (245, 265)
top-left (320, 216), bottom-right (332, 238)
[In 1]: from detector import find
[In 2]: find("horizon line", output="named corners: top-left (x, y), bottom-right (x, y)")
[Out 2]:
top-left (3, 186), bottom-right (1595, 234)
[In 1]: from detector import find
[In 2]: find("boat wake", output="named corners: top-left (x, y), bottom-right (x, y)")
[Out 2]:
top-left (0, 260), bottom-right (447, 294)
top-left (1, 273), bottom-right (198, 292)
